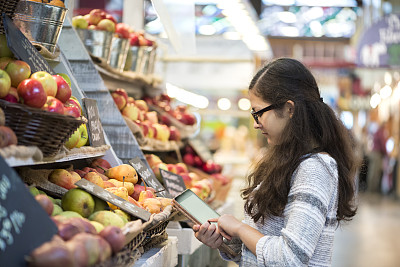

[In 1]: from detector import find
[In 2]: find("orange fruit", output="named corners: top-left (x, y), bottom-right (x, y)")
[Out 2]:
top-left (48, 0), bottom-right (65, 7)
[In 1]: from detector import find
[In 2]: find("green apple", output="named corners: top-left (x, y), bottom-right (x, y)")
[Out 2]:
top-left (75, 124), bottom-right (88, 148)
top-left (72, 15), bottom-right (89, 29)
top-left (56, 72), bottom-right (71, 87)
top-left (65, 127), bottom-right (80, 149)
top-left (31, 71), bottom-right (58, 97)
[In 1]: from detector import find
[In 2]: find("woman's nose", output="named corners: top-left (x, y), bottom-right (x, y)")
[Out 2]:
top-left (253, 120), bottom-right (261, 129)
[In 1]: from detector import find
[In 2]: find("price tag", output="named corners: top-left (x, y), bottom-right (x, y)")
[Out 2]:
top-left (0, 156), bottom-right (57, 266)
top-left (129, 157), bottom-right (170, 198)
top-left (82, 98), bottom-right (106, 147)
top-left (2, 14), bottom-right (55, 74)
top-left (160, 169), bottom-right (186, 198)
top-left (189, 138), bottom-right (213, 162)
top-left (75, 179), bottom-right (151, 221)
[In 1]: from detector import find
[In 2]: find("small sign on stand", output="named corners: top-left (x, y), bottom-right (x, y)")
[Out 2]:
top-left (129, 157), bottom-right (170, 198)
top-left (0, 156), bottom-right (58, 266)
top-left (2, 14), bottom-right (55, 74)
top-left (82, 98), bottom-right (106, 147)
top-left (75, 179), bottom-right (151, 221)
top-left (189, 137), bottom-right (213, 162)
top-left (160, 169), bottom-right (186, 198)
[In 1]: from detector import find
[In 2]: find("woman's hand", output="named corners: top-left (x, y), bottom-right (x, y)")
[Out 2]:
top-left (192, 221), bottom-right (224, 249)
top-left (217, 214), bottom-right (243, 238)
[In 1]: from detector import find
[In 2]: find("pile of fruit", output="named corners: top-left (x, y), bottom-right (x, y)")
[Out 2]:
top-left (144, 93), bottom-right (197, 126)
top-left (112, 88), bottom-right (181, 142)
top-left (48, 158), bottom-right (172, 214)
top-left (0, 107), bottom-right (17, 148)
top-left (29, 0), bottom-right (65, 8)
top-left (145, 154), bottom-right (213, 200)
top-left (72, 9), bottom-right (154, 47)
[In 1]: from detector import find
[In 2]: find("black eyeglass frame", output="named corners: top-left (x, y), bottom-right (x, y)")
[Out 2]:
top-left (251, 102), bottom-right (286, 124)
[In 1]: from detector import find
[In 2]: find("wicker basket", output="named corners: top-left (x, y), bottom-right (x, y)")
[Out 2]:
top-left (0, 0), bottom-right (21, 34)
top-left (0, 100), bottom-right (85, 157)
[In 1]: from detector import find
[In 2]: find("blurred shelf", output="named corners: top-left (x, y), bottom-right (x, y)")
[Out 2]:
top-left (4, 145), bottom-right (110, 167)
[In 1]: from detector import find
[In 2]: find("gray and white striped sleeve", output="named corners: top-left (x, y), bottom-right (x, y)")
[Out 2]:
top-left (255, 156), bottom-right (337, 266)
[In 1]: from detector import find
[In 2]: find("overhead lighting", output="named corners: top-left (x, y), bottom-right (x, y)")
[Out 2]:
top-left (380, 85), bottom-right (392, 99)
top-left (370, 93), bottom-right (381, 108)
top-left (278, 11), bottom-right (297, 23)
top-left (166, 83), bottom-right (209, 109)
top-left (217, 98), bottom-right (231, 110)
top-left (238, 98), bottom-right (251, 110)
top-left (384, 72), bottom-right (392, 85)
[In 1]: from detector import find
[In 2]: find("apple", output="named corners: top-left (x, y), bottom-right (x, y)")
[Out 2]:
top-left (114, 88), bottom-right (128, 102)
top-left (99, 226), bottom-right (125, 254)
top-left (17, 79), bottom-right (46, 108)
top-left (175, 163), bottom-right (188, 174)
top-left (88, 25), bottom-right (97, 30)
top-left (159, 114), bottom-right (171, 126)
top-left (0, 34), bottom-right (13, 58)
top-left (35, 194), bottom-right (54, 216)
top-left (122, 103), bottom-right (139, 121)
top-left (148, 123), bottom-right (157, 139)
top-left (53, 75), bottom-right (72, 103)
top-left (75, 124), bottom-right (88, 148)
top-left (90, 158), bottom-right (112, 174)
top-left (152, 162), bottom-right (168, 183)
top-left (64, 101), bottom-right (81, 118)
top-left (5, 60), bottom-right (31, 87)
top-left (176, 105), bottom-right (187, 113)
top-left (134, 99), bottom-right (148, 112)
top-left (137, 110), bottom-right (146, 121)
top-left (111, 91), bottom-right (126, 110)
top-left (183, 153), bottom-right (194, 166)
top-left (115, 23), bottom-right (131, 39)
top-left (182, 113), bottom-right (196, 125)
top-left (0, 69), bottom-right (11, 98)
top-left (135, 120), bottom-right (148, 136)
top-left (193, 156), bottom-right (203, 167)
top-left (0, 57), bottom-right (12, 70)
top-left (211, 173), bottom-right (230, 186)
top-left (146, 111), bottom-right (158, 124)
top-left (56, 73), bottom-right (72, 87)
top-left (185, 145), bottom-right (195, 155)
top-left (131, 184), bottom-right (145, 201)
top-left (1, 86), bottom-right (18, 103)
top-left (153, 123), bottom-right (170, 142)
top-left (88, 9), bottom-right (106, 25)
top-left (72, 15), bottom-right (89, 29)
top-left (65, 127), bottom-right (80, 149)
top-left (168, 126), bottom-right (180, 141)
top-left (166, 164), bottom-right (177, 174)
top-left (97, 19), bottom-right (115, 32)
top-left (180, 173), bottom-right (192, 188)
top-left (127, 96), bottom-right (135, 105)
top-left (105, 14), bottom-right (117, 24)
top-left (31, 71), bottom-right (57, 97)
top-left (66, 97), bottom-right (82, 112)
top-left (145, 154), bottom-right (163, 167)
top-left (138, 35), bottom-right (149, 46)
top-left (41, 96), bottom-right (65, 114)
top-left (129, 33), bottom-right (139, 46)
top-left (202, 160), bottom-right (216, 174)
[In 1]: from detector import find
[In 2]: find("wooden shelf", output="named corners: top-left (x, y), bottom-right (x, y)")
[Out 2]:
top-left (4, 145), bottom-right (110, 167)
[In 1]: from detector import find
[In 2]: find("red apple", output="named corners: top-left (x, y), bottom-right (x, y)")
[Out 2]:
top-left (180, 173), bottom-right (192, 188)
top-left (114, 88), bottom-right (128, 102)
top-left (176, 105), bottom-right (187, 113)
top-left (42, 96), bottom-right (65, 114)
top-left (129, 33), bottom-right (139, 46)
top-left (17, 79), bottom-right (46, 108)
top-left (105, 14), bottom-right (117, 24)
top-left (65, 97), bottom-right (81, 112)
top-left (115, 23), bottom-right (131, 39)
top-left (183, 153), bottom-right (195, 166)
top-left (182, 113), bottom-right (196, 125)
top-left (202, 160), bottom-right (216, 174)
top-left (64, 101), bottom-right (81, 118)
top-left (99, 226), bottom-right (125, 253)
top-left (167, 164), bottom-right (177, 174)
top-left (90, 158), bottom-right (112, 174)
top-left (0, 69), bottom-right (11, 98)
top-left (131, 184), bottom-right (145, 201)
top-left (1, 86), bottom-right (18, 103)
top-left (97, 19), bottom-right (116, 32)
top-left (0, 57), bottom-right (12, 70)
top-left (88, 9), bottom-right (106, 25)
top-left (168, 126), bottom-right (180, 141)
top-left (135, 120), bottom-right (148, 136)
top-left (53, 75), bottom-right (72, 103)
top-left (193, 156), bottom-right (203, 167)
top-left (175, 163), bottom-right (188, 174)
top-left (31, 71), bottom-right (58, 97)
top-left (134, 99), bottom-right (148, 112)
top-left (159, 114), bottom-right (171, 126)
top-left (111, 92), bottom-right (126, 110)
top-left (5, 60), bottom-right (31, 88)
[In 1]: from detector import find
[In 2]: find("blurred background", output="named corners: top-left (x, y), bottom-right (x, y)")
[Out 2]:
top-left (71, 0), bottom-right (400, 266)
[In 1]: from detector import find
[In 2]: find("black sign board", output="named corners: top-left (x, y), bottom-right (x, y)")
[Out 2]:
top-left (189, 138), bottom-right (213, 162)
top-left (0, 156), bottom-right (57, 266)
top-left (82, 98), bottom-right (106, 147)
top-left (129, 157), bottom-right (170, 198)
top-left (75, 179), bottom-right (151, 221)
top-left (2, 14), bottom-right (55, 74)
top-left (160, 169), bottom-right (186, 198)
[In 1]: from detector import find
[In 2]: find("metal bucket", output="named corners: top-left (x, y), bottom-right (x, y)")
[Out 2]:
top-left (76, 29), bottom-right (113, 61)
top-left (124, 46), bottom-right (140, 72)
top-left (13, 0), bottom-right (68, 53)
top-left (107, 37), bottom-right (129, 72)
top-left (138, 46), bottom-right (157, 75)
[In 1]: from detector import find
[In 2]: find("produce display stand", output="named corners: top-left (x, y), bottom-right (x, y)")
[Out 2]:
top-left (133, 236), bottom-right (178, 267)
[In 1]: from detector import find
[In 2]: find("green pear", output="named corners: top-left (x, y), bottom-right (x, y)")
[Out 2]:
top-left (58, 211), bottom-right (83, 218)
top-left (52, 204), bottom-right (63, 216)
top-left (88, 210), bottom-right (125, 228)
top-left (61, 189), bottom-right (94, 218)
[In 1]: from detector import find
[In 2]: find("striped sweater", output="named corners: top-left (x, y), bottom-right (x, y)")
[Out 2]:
top-left (221, 153), bottom-right (339, 266)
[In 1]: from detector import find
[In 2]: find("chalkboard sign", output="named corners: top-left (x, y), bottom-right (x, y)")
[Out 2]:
top-left (129, 157), bottom-right (170, 198)
top-left (0, 156), bottom-right (57, 266)
top-left (2, 14), bottom-right (55, 74)
top-left (160, 169), bottom-right (186, 197)
top-left (82, 98), bottom-right (106, 147)
top-left (189, 138), bottom-right (213, 162)
top-left (75, 179), bottom-right (151, 221)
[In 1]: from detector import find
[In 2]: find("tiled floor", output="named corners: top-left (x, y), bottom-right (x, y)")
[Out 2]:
top-left (226, 179), bottom-right (400, 267)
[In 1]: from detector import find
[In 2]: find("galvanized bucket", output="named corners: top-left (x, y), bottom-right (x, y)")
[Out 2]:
top-left (124, 46), bottom-right (140, 72)
top-left (76, 28), bottom-right (113, 61)
top-left (108, 37), bottom-right (129, 72)
top-left (138, 46), bottom-right (157, 75)
top-left (13, 0), bottom-right (68, 53)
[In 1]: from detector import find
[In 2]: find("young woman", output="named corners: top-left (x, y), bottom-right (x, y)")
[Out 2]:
top-left (193, 58), bottom-right (358, 266)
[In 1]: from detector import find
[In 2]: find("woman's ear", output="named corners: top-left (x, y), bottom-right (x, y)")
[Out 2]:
top-left (286, 100), bottom-right (295, 118)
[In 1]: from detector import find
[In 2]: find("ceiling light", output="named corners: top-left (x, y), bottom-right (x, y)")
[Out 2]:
top-left (217, 98), bottom-right (231, 110)
top-left (370, 93), bottom-right (381, 108)
top-left (166, 83), bottom-right (209, 109)
top-left (238, 98), bottom-right (251, 110)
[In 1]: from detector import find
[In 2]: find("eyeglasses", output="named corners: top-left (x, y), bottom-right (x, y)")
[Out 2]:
top-left (251, 103), bottom-right (285, 124)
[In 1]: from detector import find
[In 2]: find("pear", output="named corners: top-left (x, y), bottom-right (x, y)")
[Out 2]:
top-left (104, 164), bottom-right (138, 184)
